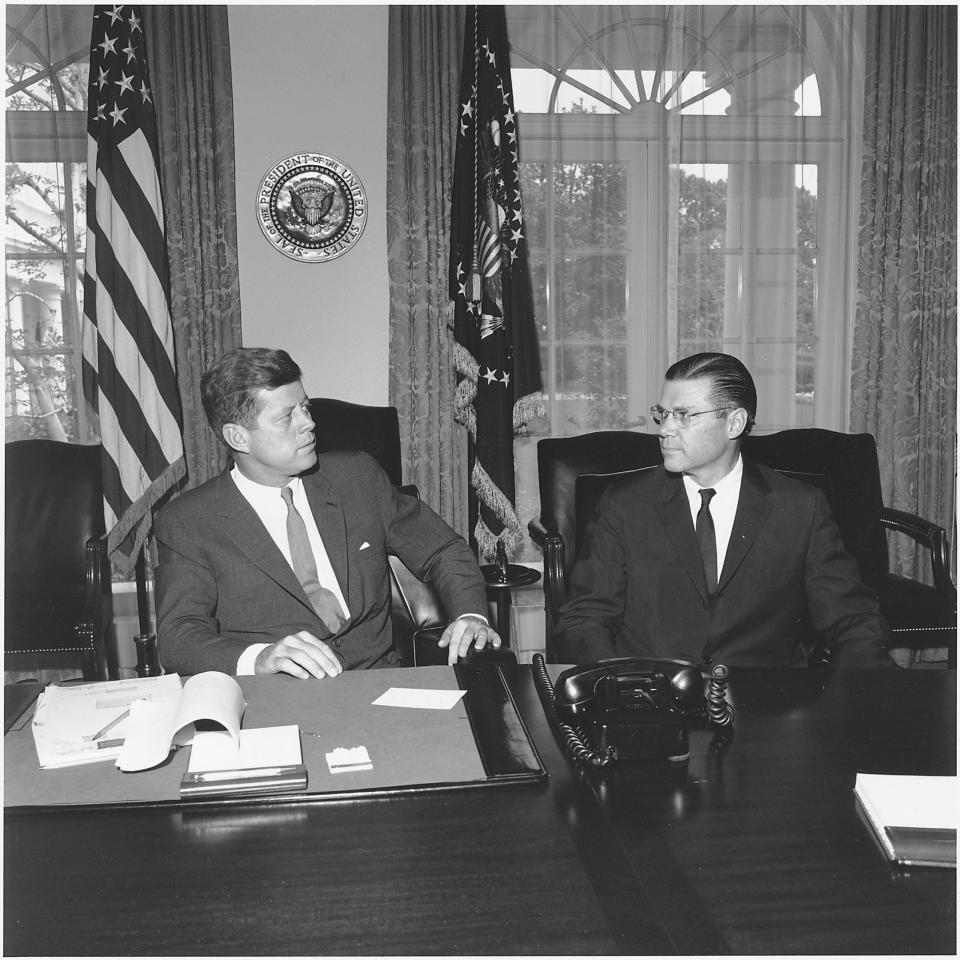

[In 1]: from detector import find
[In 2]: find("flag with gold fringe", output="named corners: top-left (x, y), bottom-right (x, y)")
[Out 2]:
top-left (449, 4), bottom-right (543, 561)
top-left (82, 4), bottom-right (185, 571)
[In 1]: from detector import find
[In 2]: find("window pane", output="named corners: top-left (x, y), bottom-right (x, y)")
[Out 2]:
top-left (796, 165), bottom-right (818, 423)
top-left (554, 161), bottom-right (627, 246)
top-left (676, 165), bottom-right (727, 355)
top-left (5, 160), bottom-right (86, 441)
top-left (556, 253), bottom-right (626, 341)
top-left (522, 159), bottom-right (628, 438)
top-left (556, 344), bottom-right (627, 431)
top-left (6, 4), bottom-right (91, 112)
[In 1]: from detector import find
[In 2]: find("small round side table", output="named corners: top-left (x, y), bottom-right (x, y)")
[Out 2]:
top-left (480, 563), bottom-right (541, 647)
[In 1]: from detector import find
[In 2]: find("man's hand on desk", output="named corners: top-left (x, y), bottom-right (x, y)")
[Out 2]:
top-left (437, 615), bottom-right (502, 665)
top-left (254, 630), bottom-right (344, 679)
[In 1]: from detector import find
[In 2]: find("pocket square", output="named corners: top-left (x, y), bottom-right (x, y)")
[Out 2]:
top-left (359, 542), bottom-right (370, 551)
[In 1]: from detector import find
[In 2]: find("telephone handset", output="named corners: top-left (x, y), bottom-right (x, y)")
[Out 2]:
top-left (532, 654), bottom-right (734, 766)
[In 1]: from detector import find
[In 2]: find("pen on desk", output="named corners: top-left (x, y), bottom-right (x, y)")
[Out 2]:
top-left (189, 767), bottom-right (295, 783)
top-left (88, 708), bottom-right (130, 741)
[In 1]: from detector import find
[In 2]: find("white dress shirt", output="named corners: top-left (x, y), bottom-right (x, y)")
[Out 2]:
top-left (231, 468), bottom-right (350, 674)
top-left (681, 455), bottom-right (743, 580)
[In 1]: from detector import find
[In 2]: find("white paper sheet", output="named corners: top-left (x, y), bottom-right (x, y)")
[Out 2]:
top-left (372, 687), bottom-right (467, 710)
top-left (855, 773), bottom-right (958, 830)
top-left (187, 724), bottom-right (302, 772)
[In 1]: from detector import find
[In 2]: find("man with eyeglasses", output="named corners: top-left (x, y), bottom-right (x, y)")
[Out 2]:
top-left (553, 352), bottom-right (893, 668)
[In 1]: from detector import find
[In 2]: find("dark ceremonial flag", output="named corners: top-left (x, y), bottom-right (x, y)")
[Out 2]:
top-left (450, 4), bottom-right (543, 560)
top-left (82, 4), bottom-right (185, 570)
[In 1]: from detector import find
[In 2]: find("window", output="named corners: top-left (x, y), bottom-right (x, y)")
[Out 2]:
top-left (6, 4), bottom-right (91, 441)
top-left (507, 5), bottom-right (865, 559)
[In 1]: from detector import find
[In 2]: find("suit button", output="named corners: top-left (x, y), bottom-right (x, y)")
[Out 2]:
top-left (702, 656), bottom-right (712, 666)
top-left (334, 638), bottom-right (342, 648)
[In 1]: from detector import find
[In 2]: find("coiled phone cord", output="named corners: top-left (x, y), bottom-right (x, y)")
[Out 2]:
top-left (531, 653), bottom-right (615, 769)
top-left (706, 663), bottom-right (735, 727)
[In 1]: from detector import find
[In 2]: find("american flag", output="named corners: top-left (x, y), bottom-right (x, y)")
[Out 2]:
top-left (82, 4), bottom-right (185, 570)
top-left (449, 5), bottom-right (543, 561)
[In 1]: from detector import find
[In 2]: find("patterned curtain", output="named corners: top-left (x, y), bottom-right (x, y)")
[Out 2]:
top-left (144, 6), bottom-right (242, 492)
top-left (386, 5), bottom-right (469, 537)
top-left (852, 6), bottom-right (958, 586)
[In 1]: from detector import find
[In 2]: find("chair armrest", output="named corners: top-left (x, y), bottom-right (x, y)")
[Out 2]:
top-left (880, 507), bottom-right (955, 597)
top-left (78, 535), bottom-right (111, 680)
top-left (527, 518), bottom-right (567, 615)
top-left (412, 626), bottom-right (518, 667)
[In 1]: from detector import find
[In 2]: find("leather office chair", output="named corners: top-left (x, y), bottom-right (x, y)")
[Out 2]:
top-left (5, 439), bottom-right (115, 680)
top-left (529, 429), bottom-right (956, 666)
top-left (308, 398), bottom-right (510, 666)
top-left (309, 397), bottom-right (403, 486)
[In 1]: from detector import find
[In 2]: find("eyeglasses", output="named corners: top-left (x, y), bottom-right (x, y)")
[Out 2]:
top-left (649, 404), bottom-right (730, 428)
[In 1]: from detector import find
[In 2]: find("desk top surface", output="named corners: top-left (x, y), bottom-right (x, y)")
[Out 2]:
top-left (4, 665), bottom-right (956, 956)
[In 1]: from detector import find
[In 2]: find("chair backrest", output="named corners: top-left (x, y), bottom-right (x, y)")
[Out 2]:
top-left (538, 428), bottom-right (889, 586)
top-left (309, 397), bottom-right (403, 486)
top-left (4, 439), bottom-right (109, 657)
top-left (742, 429), bottom-right (888, 583)
top-left (536, 431), bottom-right (663, 578)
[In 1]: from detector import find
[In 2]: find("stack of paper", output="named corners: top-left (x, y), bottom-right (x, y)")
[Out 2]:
top-left (854, 773), bottom-right (957, 868)
top-left (30, 672), bottom-right (306, 797)
top-left (30, 675), bottom-right (181, 768)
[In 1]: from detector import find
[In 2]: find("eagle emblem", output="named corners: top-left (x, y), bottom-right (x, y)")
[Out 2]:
top-left (288, 179), bottom-right (336, 235)
top-left (257, 153), bottom-right (367, 262)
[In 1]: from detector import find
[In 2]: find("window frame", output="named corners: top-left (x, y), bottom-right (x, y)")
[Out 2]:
top-left (517, 109), bottom-right (857, 435)
top-left (6, 105), bottom-right (90, 442)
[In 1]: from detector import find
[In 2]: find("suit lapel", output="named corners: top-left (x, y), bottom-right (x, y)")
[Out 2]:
top-left (214, 473), bottom-right (305, 602)
top-left (716, 458), bottom-right (772, 592)
top-left (700, 458), bottom-right (774, 661)
top-left (657, 470), bottom-right (712, 604)
top-left (303, 470), bottom-right (352, 608)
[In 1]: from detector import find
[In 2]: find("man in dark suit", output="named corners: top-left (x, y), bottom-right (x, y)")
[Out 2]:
top-left (156, 347), bottom-right (498, 678)
top-left (554, 352), bottom-right (892, 668)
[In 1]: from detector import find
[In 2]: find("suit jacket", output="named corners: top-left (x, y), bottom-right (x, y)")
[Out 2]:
top-left (156, 452), bottom-right (487, 675)
top-left (553, 458), bottom-right (891, 668)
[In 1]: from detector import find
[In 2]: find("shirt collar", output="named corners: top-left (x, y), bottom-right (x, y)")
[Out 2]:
top-left (682, 454), bottom-right (743, 497)
top-left (231, 465), bottom-right (303, 507)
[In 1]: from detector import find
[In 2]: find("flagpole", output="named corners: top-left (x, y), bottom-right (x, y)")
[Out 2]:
top-left (135, 547), bottom-right (151, 636)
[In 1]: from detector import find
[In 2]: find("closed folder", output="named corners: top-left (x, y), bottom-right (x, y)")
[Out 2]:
top-left (855, 773), bottom-right (957, 868)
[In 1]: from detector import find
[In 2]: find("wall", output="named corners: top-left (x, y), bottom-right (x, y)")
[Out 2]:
top-left (228, 5), bottom-right (390, 405)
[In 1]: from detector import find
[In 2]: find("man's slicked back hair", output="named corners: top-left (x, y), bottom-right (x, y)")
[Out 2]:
top-left (665, 352), bottom-right (757, 435)
top-left (201, 347), bottom-right (303, 438)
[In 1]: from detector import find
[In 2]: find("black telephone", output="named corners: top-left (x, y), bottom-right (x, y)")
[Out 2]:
top-left (532, 654), bottom-right (734, 766)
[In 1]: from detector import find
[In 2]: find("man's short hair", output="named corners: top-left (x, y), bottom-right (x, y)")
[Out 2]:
top-left (665, 352), bottom-right (757, 435)
top-left (201, 347), bottom-right (302, 436)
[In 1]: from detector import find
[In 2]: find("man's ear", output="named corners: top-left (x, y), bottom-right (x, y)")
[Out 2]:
top-left (727, 407), bottom-right (748, 440)
top-left (221, 422), bottom-right (248, 454)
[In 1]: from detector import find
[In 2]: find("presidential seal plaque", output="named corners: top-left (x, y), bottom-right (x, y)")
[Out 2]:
top-left (256, 153), bottom-right (367, 262)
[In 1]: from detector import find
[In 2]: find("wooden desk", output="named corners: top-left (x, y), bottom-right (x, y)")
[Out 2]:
top-left (4, 667), bottom-right (956, 955)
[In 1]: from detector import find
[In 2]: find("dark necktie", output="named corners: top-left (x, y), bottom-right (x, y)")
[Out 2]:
top-left (281, 486), bottom-right (345, 637)
top-left (696, 487), bottom-right (718, 594)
